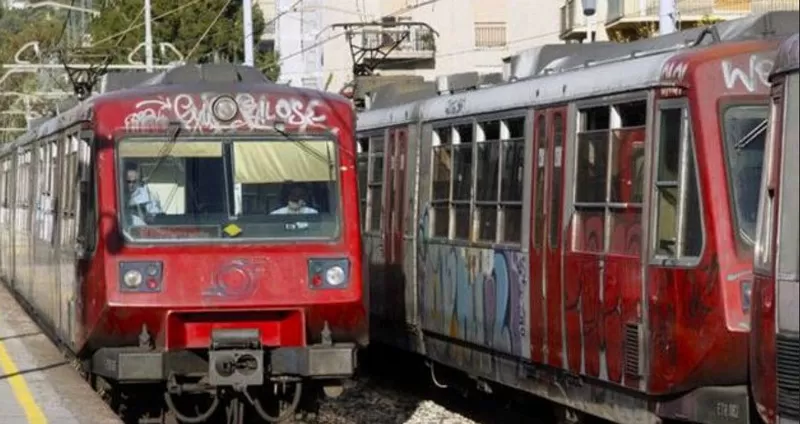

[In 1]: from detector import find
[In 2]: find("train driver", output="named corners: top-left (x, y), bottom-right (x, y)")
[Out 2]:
top-left (270, 184), bottom-right (318, 215)
top-left (124, 163), bottom-right (163, 226)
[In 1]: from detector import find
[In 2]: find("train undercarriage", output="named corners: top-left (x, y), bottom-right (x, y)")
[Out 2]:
top-left (88, 327), bottom-right (356, 423)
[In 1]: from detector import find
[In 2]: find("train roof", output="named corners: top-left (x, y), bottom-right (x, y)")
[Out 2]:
top-left (773, 33), bottom-right (800, 77)
top-left (541, 10), bottom-right (799, 75)
top-left (4, 63), bottom-right (350, 154)
top-left (357, 10), bottom-right (798, 130)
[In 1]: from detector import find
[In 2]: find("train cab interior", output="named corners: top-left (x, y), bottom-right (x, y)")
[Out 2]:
top-left (116, 139), bottom-right (341, 240)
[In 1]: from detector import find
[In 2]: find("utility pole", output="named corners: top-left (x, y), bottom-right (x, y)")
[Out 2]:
top-left (144, 0), bottom-right (155, 72)
top-left (243, 0), bottom-right (255, 66)
top-left (659, 0), bottom-right (676, 35)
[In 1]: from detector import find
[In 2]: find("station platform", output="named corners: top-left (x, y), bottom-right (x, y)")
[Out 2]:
top-left (0, 283), bottom-right (123, 424)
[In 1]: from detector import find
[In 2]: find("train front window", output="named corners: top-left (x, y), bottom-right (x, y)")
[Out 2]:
top-left (117, 138), bottom-right (340, 242)
top-left (722, 104), bottom-right (768, 247)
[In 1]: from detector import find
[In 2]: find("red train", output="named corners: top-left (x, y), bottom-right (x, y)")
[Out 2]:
top-left (356, 12), bottom-right (797, 424)
top-left (750, 33), bottom-right (799, 424)
top-left (0, 64), bottom-right (366, 422)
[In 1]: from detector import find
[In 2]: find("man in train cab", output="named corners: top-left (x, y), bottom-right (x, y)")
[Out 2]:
top-left (270, 184), bottom-right (318, 215)
top-left (124, 163), bottom-right (163, 225)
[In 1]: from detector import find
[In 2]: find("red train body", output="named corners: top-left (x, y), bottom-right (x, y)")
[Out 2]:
top-left (356, 12), bottom-right (797, 424)
top-left (0, 64), bottom-right (366, 421)
top-left (750, 33), bottom-right (800, 424)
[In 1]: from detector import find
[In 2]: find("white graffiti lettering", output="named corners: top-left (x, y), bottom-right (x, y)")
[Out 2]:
top-left (661, 61), bottom-right (688, 82)
top-left (721, 55), bottom-right (774, 93)
top-left (124, 93), bottom-right (329, 132)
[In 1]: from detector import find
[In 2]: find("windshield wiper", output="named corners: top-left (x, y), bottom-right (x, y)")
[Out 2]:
top-left (733, 119), bottom-right (767, 151)
top-left (145, 123), bottom-right (182, 182)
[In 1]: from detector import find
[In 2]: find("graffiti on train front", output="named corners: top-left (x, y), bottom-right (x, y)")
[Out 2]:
top-left (418, 205), bottom-right (530, 361)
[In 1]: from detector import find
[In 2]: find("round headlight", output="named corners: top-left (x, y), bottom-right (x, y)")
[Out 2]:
top-left (212, 95), bottom-right (238, 122)
top-left (325, 266), bottom-right (345, 286)
top-left (123, 270), bottom-right (143, 288)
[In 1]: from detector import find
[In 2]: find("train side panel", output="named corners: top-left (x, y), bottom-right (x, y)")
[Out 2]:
top-left (751, 36), bottom-right (800, 423)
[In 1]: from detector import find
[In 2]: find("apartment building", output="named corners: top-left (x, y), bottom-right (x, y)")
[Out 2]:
top-left (275, 0), bottom-right (799, 92)
top-left (276, 0), bottom-right (565, 91)
top-left (562, 0), bottom-right (799, 41)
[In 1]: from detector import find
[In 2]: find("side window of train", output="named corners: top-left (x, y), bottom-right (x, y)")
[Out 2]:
top-left (76, 133), bottom-right (97, 254)
top-left (356, 136), bottom-right (369, 229)
top-left (1, 158), bottom-right (10, 208)
top-left (652, 105), bottom-right (703, 260)
top-left (32, 139), bottom-right (59, 246)
top-left (533, 115), bottom-right (547, 248)
top-left (573, 100), bottom-right (646, 255)
top-left (366, 135), bottom-right (385, 233)
top-left (430, 118), bottom-right (524, 245)
top-left (19, 148), bottom-right (33, 232)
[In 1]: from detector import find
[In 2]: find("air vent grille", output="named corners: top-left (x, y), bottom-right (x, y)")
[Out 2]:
top-left (624, 322), bottom-right (641, 378)
top-left (777, 334), bottom-right (800, 419)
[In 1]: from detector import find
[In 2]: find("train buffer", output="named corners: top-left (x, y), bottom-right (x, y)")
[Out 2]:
top-left (0, 283), bottom-right (122, 424)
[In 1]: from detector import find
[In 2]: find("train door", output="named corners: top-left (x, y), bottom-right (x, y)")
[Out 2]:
top-left (381, 127), bottom-right (409, 329)
top-left (647, 99), bottom-right (705, 393)
top-left (564, 99), bottom-right (647, 383)
top-left (58, 132), bottom-right (93, 346)
top-left (529, 106), bottom-right (566, 367)
top-left (30, 138), bottom-right (59, 326)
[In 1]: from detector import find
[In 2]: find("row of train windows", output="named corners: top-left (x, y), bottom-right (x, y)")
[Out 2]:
top-left (356, 100), bottom-right (704, 259)
top-left (0, 136), bottom-right (95, 249)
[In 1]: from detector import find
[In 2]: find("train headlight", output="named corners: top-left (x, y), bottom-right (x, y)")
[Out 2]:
top-left (325, 266), bottom-right (346, 286)
top-left (308, 259), bottom-right (349, 289)
top-left (123, 269), bottom-right (143, 288)
top-left (212, 95), bottom-right (238, 122)
top-left (119, 261), bottom-right (163, 292)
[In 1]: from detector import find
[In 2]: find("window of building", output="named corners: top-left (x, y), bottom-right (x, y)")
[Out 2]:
top-left (430, 117), bottom-right (524, 245)
top-left (572, 100), bottom-right (647, 256)
top-left (474, 22), bottom-right (507, 48)
top-left (652, 105), bottom-right (704, 259)
top-left (533, 115), bottom-right (547, 249)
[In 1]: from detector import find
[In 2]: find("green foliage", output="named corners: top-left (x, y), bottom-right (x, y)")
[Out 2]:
top-left (0, 7), bottom-right (67, 142)
top-left (89, 0), bottom-right (270, 65)
top-left (257, 49), bottom-right (280, 81)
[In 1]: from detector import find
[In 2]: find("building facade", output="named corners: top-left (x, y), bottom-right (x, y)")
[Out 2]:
top-left (274, 0), bottom-right (566, 91)
top-left (272, 0), bottom-right (798, 92)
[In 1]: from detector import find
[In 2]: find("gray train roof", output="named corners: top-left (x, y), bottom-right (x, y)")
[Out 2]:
top-left (356, 11), bottom-right (798, 131)
top-left (544, 11), bottom-right (799, 74)
top-left (773, 33), bottom-right (799, 77)
top-left (357, 49), bottom-right (674, 130)
top-left (421, 50), bottom-right (674, 122)
top-left (357, 101), bottom-right (422, 132)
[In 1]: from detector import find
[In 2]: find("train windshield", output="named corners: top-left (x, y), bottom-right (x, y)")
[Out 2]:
top-left (117, 138), bottom-right (340, 242)
top-left (722, 104), bottom-right (768, 248)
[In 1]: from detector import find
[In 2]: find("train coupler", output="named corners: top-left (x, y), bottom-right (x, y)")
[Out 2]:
top-left (208, 328), bottom-right (264, 388)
